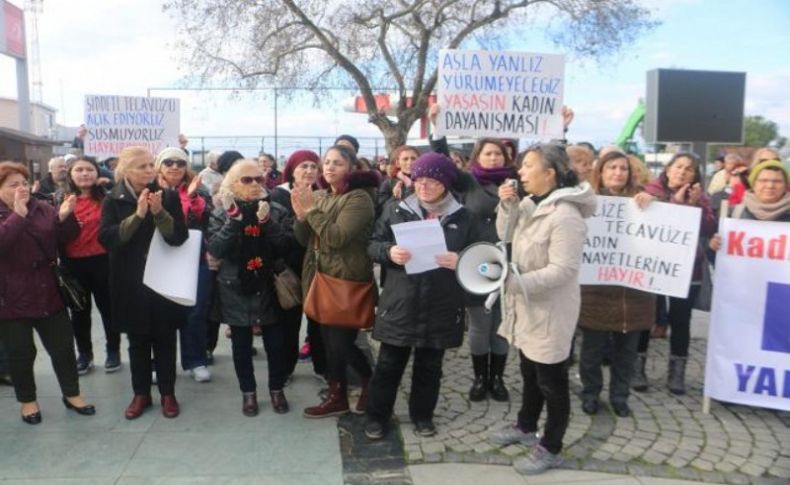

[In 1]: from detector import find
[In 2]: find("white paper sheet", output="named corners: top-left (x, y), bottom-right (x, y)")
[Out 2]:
top-left (391, 219), bottom-right (448, 275)
top-left (143, 229), bottom-right (202, 306)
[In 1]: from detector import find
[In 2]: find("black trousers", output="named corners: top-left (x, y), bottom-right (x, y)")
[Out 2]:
top-left (127, 298), bottom-right (181, 396)
top-left (638, 285), bottom-right (700, 357)
top-left (63, 255), bottom-right (120, 356)
top-left (230, 323), bottom-right (287, 393)
top-left (0, 311), bottom-right (80, 402)
top-left (307, 317), bottom-right (327, 377)
top-left (580, 329), bottom-right (640, 404)
top-left (367, 342), bottom-right (445, 424)
top-left (282, 307), bottom-right (303, 377)
top-left (517, 352), bottom-right (570, 455)
top-left (320, 325), bottom-right (372, 384)
top-left (206, 270), bottom-right (221, 354)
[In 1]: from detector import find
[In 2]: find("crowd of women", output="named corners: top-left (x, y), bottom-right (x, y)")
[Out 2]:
top-left (0, 108), bottom-right (787, 475)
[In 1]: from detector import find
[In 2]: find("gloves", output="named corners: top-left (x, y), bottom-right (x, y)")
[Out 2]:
top-left (257, 201), bottom-right (270, 222)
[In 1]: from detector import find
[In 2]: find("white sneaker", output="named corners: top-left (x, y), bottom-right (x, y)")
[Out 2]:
top-left (191, 365), bottom-right (211, 383)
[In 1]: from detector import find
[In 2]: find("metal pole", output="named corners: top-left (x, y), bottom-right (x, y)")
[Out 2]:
top-left (16, 59), bottom-right (31, 133)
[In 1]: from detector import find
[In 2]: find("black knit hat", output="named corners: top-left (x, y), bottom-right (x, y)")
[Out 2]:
top-left (217, 150), bottom-right (244, 174)
top-left (334, 134), bottom-right (360, 153)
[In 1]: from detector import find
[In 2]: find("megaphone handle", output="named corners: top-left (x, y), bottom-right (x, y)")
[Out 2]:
top-left (484, 291), bottom-right (500, 313)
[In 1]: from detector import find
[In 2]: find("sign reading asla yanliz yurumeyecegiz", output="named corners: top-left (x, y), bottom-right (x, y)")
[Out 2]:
top-left (83, 95), bottom-right (180, 159)
top-left (435, 49), bottom-right (565, 139)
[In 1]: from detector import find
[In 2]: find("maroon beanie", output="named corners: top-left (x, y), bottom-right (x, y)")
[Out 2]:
top-left (411, 152), bottom-right (458, 190)
top-left (283, 150), bottom-right (321, 185)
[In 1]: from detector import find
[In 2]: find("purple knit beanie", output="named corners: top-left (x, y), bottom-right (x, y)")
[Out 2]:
top-left (410, 152), bottom-right (458, 190)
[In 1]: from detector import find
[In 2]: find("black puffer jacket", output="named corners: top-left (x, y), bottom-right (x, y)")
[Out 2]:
top-left (368, 194), bottom-right (480, 349)
top-left (207, 200), bottom-right (289, 327)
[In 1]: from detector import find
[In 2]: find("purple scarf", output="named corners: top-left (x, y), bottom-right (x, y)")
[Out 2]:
top-left (470, 163), bottom-right (517, 186)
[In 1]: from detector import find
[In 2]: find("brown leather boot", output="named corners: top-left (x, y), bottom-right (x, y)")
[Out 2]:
top-left (161, 395), bottom-right (180, 418)
top-left (303, 381), bottom-right (349, 418)
top-left (270, 390), bottom-right (289, 414)
top-left (352, 378), bottom-right (370, 415)
top-left (124, 395), bottom-right (152, 420)
top-left (242, 393), bottom-right (259, 417)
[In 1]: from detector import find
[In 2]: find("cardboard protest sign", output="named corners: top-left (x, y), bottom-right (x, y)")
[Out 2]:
top-left (435, 49), bottom-right (565, 139)
top-left (84, 95), bottom-right (180, 158)
top-left (579, 195), bottom-right (701, 298)
top-left (704, 218), bottom-right (790, 411)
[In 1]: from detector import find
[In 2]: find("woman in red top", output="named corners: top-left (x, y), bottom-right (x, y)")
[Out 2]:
top-left (62, 156), bottom-right (121, 375)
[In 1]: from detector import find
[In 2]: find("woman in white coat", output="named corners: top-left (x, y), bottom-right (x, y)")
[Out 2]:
top-left (489, 143), bottom-right (596, 475)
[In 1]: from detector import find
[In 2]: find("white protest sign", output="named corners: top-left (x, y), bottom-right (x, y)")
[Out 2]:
top-left (704, 218), bottom-right (790, 412)
top-left (84, 95), bottom-right (180, 158)
top-left (391, 219), bottom-right (448, 275)
top-left (143, 229), bottom-right (202, 306)
top-left (579, 196), bottom-right (701, 298)
top-left (435, 49), bottom-right (565, 139)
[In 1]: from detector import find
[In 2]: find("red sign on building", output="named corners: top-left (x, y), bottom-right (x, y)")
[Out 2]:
top-left (1, 0), bottom-right (26, 59)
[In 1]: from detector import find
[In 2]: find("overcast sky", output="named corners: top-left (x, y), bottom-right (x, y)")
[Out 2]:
top-left (1, 0), bottom-right (789, 157)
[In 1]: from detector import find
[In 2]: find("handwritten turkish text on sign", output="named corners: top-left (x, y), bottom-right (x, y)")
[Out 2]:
top-left (704, 218), bottom-right (790, 412)
top-left (435, 49), bottom-right (565, 139)
top-left (579, 196), bottom-right (701, 298)
top-left (84, 95), bottom-right (180, 159)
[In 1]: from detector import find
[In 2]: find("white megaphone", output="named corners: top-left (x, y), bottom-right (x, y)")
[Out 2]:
top-left (456, 242), bottom-right (508, 310)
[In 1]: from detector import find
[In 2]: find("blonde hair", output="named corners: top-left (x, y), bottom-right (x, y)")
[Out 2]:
top-left (217, 159), bottom-right (261, 207)
top-left (115, 146), bottom-right (154, 183)
top-left (628, 155), bottom-right (651, 187)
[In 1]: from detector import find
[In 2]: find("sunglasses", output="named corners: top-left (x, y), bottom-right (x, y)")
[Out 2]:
top-left (240, 176), bottom-right (265, 185)
top-left (162, 159), bottom-right (187, 168)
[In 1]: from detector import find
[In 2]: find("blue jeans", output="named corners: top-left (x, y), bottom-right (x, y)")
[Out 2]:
top-left (180, 262), bottom-right (212, 370)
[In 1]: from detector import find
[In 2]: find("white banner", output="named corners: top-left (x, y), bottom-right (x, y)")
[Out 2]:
top-left (83, 94), bottom-right (180, 159)
top-left (143, 229), bottom-right (202, 306)
top-left (704, 218), bottom-right (790, 411)
top-left (579, 196), bottom-right (701, 298)
top-left (435, 49), bottom-right (565, 139)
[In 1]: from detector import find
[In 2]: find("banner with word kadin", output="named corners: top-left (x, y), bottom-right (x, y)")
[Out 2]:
top-left (704, 218), bottom-right (790, 412)
top-left (84, 95), bottom-right (180, 159)
top-left (579, 195), bottom-right (701, 298)
top-left (435, 49), bottom-right (565, 140)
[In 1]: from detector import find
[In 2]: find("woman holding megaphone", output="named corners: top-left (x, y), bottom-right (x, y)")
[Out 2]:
top-left (490, 143), bottom-right (595, 476)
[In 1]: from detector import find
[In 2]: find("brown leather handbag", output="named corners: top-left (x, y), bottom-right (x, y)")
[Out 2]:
top-left (303, 237), bottom-right (375, 329)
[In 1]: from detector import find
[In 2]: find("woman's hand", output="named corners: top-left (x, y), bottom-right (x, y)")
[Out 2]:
top-left (498, 180), bottom-right (518, 202)
top-left (709, 233), bottom-right (722, 251)
top-left (257, 201), bottom-right (270, 222)
top-left (392, 181), bottom-right (403, 200)
top-left (58, 194), bottom-right (77, 221)
top-left (389, 246), bottom-right (412, 266)
top-left (673, 183), bottom-right (702, 205)
top-left (293, 186), bottom-right (315, 214)
top-left (136, 188), bottom-right (150, 218)
top-left (634, 191), bottom-right (654, 210)
top-left (428, 104), bottom-right (440, 126)
top-left (148, 190), bottom-right (163, 215)
top-left (187, 174), bottom-right (202, 198)
top-left (562, 105), bottom-right (575, 130)
top-left (13, 186), bottom-right (29, 218)
top-left (435, 252), bottom-right (459, 270)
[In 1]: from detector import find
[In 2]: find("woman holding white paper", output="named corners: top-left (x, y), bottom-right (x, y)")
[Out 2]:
top-left (577, 151), bottom-right (655, 418)
top-left (99, 146), bottom-right (188, 420)
top-left (365, 152), bottom-right (479, 440)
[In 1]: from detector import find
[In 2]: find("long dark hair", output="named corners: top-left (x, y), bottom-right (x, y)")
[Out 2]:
top-left (67, 156), bottom-right (106, 201)
top-left (470, 138), bottom-right (513, 167)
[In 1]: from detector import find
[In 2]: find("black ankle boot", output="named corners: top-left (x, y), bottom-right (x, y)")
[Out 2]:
top-left (469, 354), bottom-right (488, 401)
top-left (488, 353), bottom-right (510, 402)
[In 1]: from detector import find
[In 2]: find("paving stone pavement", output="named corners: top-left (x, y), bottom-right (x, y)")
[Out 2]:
top-left (386, 311), bottom-right (790, 485)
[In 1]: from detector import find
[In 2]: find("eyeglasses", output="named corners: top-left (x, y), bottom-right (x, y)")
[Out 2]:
top-left (162, 159), bottom-right (187, 168)
top-left (240, 176), bottom-right (265, 185)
